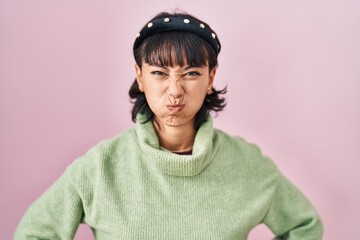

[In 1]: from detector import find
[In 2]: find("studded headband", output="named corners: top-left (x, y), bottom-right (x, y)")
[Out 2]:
top-left (133, 16), bottom-right (221, 55)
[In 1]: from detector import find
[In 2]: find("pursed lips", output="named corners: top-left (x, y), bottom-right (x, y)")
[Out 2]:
top-left (166, 104), bottom-right (185, 112)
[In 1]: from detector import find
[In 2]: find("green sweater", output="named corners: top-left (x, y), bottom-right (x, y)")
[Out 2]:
top-left (15, 115), bottom-right (323, 239)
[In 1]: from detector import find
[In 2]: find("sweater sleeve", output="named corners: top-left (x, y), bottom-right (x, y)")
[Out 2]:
top-left (14, 165), bottom-right (84, 240)
top-left (262, 172), bottom-right (324, 240)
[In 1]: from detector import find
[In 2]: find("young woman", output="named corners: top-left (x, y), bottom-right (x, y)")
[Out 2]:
top-left (15, 11), bottom-right (323, 239)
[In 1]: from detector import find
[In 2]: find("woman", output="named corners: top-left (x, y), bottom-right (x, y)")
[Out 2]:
top-left (15, 11), bottom-right (323, 239)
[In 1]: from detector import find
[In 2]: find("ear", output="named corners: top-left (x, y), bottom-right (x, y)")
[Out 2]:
top-left (135, 64), bottom-right (144, 92)
top-left (208, 68), bottom-right (216, 91)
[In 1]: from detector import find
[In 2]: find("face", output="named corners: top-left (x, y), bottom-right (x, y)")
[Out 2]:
top-left (135, 62), bottom-right (216, 128)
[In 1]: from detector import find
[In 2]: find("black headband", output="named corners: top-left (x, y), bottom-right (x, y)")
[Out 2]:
top-left (133, 16), bottom-right (221, 55)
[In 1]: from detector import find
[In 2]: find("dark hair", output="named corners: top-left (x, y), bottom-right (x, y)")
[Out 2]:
top-left (129, 11), bottom-right (227, 129)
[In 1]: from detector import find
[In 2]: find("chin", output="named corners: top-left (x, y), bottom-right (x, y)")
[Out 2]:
top-left (163, 116), bottom-right (183, 126)
top-left (154, 111), bottom-right (195, 127)
top-left (165, 115), bottom-right (196, 127)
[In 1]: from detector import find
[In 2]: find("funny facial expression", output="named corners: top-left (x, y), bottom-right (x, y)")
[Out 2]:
top-left (135, 62), bottom-right (216, 129)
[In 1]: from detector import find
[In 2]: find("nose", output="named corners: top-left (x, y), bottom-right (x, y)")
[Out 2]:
top-left (167, 76), bottom-right (184, 102)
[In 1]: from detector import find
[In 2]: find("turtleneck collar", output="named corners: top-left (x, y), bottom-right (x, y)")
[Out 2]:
top-left (134, 114), bottom-right (221, 177)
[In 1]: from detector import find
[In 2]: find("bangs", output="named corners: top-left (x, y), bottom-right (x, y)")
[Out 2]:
top-left (136, 31), bottom-right (213, 68)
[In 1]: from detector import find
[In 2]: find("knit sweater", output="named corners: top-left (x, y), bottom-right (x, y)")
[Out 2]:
top-left (15, 115), bottom-right (323, 239)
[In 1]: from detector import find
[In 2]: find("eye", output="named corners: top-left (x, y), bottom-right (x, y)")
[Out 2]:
top-left (186, 71), bottom-right (201, 76)
top-left (150, 71), bottom-right (167, 76)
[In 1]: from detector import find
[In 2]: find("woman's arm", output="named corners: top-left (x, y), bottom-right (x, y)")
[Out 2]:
top-left (262, 172), bottom-right (324, 239)
top-left (14, 166), bottom-right (84, 240)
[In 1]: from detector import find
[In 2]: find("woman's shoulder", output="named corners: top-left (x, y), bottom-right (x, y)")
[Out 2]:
top-left (65, 127), bottom-right (137, 178)
top-left (85, 127), bottom-right (136, 157)
top-left (214, 128), bottom-right (265, 153)
top-left (213, 128), bottom-right (279, 173)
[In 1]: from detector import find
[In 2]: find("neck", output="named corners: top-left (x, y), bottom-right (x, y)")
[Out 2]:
top-left (153, 119), bottom-right (196, 152)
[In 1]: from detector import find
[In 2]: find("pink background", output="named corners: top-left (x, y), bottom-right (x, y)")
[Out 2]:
top-left (1, 0), bottom-right (359, 239)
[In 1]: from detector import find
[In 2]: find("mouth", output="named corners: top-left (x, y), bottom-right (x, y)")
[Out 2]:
top-left (167, 104), bottom-right (185, 112)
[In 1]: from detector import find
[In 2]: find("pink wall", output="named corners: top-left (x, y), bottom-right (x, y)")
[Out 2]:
top-left (1, 0), bottom-right (359, 239)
